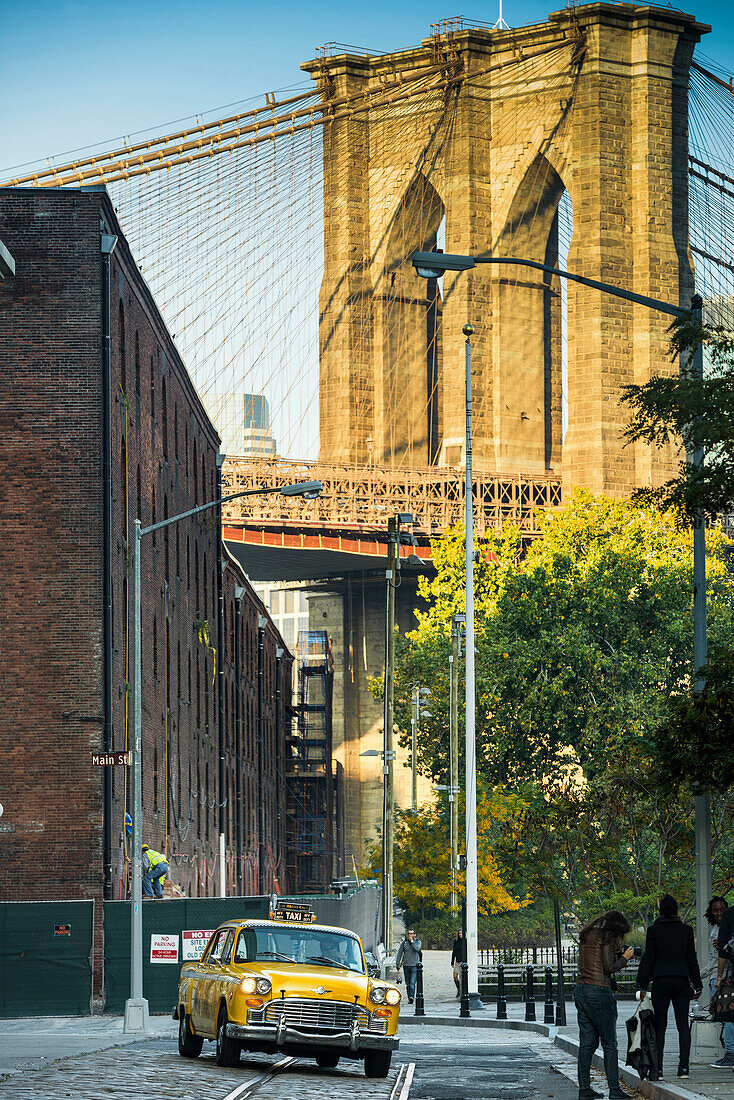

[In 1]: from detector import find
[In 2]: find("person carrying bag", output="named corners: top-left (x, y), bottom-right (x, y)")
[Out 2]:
top-left (636, 894), bottom-right (702, 1081)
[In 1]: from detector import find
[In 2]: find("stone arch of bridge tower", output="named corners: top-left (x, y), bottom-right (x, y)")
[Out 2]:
top-left (375, 170), bottom-right (445, 467)
top-left (490, 149), bottom-right (570, 476)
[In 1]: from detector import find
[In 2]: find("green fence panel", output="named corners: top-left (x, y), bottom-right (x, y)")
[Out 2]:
top-left (103, 895), bottom-right (270, 1014)
top-left (0, 901), bottom-right (93, 1017)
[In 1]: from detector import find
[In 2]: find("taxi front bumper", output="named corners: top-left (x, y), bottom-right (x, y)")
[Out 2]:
top-left (225, 1019), bottom-right (398, 1053)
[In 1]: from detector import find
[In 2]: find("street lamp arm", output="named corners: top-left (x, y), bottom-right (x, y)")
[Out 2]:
top-left (411, 251), bottom-right (687, 318)
top-left (140, 482), bottom-right (321, 537)
top-left (474, 255), bottom-right (687, 318)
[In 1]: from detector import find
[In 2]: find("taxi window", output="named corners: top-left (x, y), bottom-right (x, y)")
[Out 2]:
top-left (234, 927), bottom-right (257, 963)
top-left (237, 926), bottom-right (364, 974)
top-left (205, 928), bottom-right (229, 964)
top-left (219, 930), bottom-right (235, 964)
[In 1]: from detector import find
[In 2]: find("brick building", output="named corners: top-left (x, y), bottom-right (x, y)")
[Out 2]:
top-left (0, 188), bottom-right (291, 933)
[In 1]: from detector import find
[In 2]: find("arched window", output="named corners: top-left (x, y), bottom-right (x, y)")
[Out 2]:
top-left (163, 494), bottom-right (169, 576)
top-left (193, 438), bottom-right (198, 505)
top-left (150, 355), bottom-right (156, 422)
top-left (174, 403), bottom-right (179, 460)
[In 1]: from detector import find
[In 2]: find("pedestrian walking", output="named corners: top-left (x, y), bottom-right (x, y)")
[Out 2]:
top-left (450, 929), bottom-right (464, 999)
top-left (703, 897), bottom-right (734, 1067)
top-left (636, 894), bottom-right (702, 1081)
top-left (396, 929), bottom-right (422, 1004)
top-left (141, 844), bottom-right (169, 898)
top-left (575, 909), bottom-right (634, 1100)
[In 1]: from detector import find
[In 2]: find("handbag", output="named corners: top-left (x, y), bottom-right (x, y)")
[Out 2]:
top-left (709, 979), bottom-right (734, 1023)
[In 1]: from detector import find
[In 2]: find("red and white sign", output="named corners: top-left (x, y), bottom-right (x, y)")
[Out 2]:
top-left (150, 933), bottom-right (179, 963)
top-left (182, 929), bottom-right (215, 961)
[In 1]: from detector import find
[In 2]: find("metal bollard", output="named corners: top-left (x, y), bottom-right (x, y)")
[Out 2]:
top-left (555, 966), bottom-right (567, 1026)
top-left (414, 960), bottom-right (425, 1016)
top-left (496, 962), bottom-right (508, 1020)
top-left (525, 963), bottom-right (536, 1022)
top-left (544, 966), bottom-right (554, 1023)
top-left (460, 961), bottom-right (470, 1018)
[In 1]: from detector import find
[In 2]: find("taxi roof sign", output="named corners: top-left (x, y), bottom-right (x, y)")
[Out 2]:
top-left (270, 902), bottom-right (316, 924)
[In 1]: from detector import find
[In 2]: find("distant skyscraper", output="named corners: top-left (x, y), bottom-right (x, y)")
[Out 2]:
top-left (203, 390), bottom-right (277, 457)
top-left (242, 393), bottom-right (277, 457)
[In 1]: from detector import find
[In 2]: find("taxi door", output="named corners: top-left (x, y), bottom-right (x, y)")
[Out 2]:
top-left (201, 929), bottom-right (235, 1035)
top-left (191, 928), bottom-right (228, 1035)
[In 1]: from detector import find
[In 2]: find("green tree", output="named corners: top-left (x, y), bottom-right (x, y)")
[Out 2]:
top-left (363, 789), bottom-right (524, 919)
top-left (622, 316), bottom-right (734, 517)
top-left (394, 492), bottom-right (734, 921)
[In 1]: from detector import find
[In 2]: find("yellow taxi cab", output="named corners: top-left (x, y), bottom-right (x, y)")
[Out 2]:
top-left (174, 903), bottom-right (400, 1078)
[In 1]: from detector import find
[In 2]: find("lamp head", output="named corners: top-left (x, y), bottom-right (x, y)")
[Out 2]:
top-left (280, 480), bottom-right (322, 498)
top-left (463, 323), bottom-right (475, 337)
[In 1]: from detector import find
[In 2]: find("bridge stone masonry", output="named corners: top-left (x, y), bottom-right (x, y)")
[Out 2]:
top-left (221, 3), bottom-right (713, 867)
top-left (303, 2), bottom-right (708, 496)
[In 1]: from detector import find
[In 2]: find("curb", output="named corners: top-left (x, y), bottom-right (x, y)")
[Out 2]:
top-left (399, 1011), bottom-right (713, 1100)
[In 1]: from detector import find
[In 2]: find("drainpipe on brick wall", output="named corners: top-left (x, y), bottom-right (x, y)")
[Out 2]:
top-left (234, 588), bottom-right (245, 895)
top-left (275, 647), bottom-right (284, 890)
top-left (101, 230), bottom-right (118, 901)
top-left (216, 453), bottom-right (226, 897)
top-left (257, 617), bottom-right (266, 893)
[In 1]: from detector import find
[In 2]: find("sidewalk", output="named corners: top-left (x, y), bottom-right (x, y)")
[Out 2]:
top-left (402, 950), bottom-right (733, 1100)
top-left (0, 1015), bottom-right (176, 1082)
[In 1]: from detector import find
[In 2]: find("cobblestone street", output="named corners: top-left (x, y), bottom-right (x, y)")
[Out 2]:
top-left (0, 1021), bottom-right (586, 1100)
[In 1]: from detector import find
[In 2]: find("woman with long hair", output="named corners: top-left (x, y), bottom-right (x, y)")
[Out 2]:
top-left (575, 909), bottom-right (634, 1100)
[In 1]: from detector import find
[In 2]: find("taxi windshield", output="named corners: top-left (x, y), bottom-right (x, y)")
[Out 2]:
top-left (235, 926), bottom-right (365, 974)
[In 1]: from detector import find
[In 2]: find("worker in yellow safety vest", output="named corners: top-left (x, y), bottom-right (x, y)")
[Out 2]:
top-left (141, 844), bottom-right (169, 899)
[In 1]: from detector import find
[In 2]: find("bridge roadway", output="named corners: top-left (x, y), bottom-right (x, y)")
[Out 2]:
top-left (0, 1019), bottom-right (582, 1100)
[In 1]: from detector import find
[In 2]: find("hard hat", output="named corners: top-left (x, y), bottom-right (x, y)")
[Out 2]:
top-left (124, 812), bottom-right (132, 835)
top-left (142, 844), bottom-right (149, 851)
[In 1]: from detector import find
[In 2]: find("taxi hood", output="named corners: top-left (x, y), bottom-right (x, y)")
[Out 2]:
top-left (258, 963), bottom-right (370, 1004)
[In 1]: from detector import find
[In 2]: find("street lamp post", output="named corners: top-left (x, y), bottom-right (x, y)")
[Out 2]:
top-left (122, 479), bottom-right (321, 1035)
top-left (412, 249), bottom-right (711, 987)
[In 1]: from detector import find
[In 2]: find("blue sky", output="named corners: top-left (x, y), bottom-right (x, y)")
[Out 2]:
top-left (3, 0), bottom-right (733, 173)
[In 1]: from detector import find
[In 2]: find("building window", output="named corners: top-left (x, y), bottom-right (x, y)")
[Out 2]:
top-left (136, 465), bottom-right (142, 522)
top-left (119, 302), bottom-right (126, 392)
top-left (164, 495), bottom-right (169, 576)
top-left (174, 403), bottom-right (179, 461)
top-left (151, 486), bottom-right (156, 546)
top-left (193, 439), bottom-right (198, 505)
top-left (203, 552), bottom-right (208, 619)
top-left (153, 616), bottom-right (157, 678)
top-left (176, 528), bottom-right (180, 577)
top-left (162, 378), bottom-right (168, 461)
top-left (150, 355), bottom-right (155, 422)
top-left (134, 331), bottom-right (140, 429)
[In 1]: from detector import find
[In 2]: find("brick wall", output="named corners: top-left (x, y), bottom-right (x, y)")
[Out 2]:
top-left (0, 188), bottom-right (291, 980)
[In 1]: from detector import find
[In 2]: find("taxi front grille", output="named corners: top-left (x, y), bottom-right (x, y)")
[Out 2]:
top-left (265, 998), bottom-right (370, 1033)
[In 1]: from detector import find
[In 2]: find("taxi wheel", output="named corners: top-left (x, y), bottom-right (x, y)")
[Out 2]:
top-left (364, 1050), bottom-right (392, 1078)
top-left (315, 1053), bottom-right (340, 1069)
top-left (178, 1012), bottom-right (203, 1058)
top-left (216, 1006), bottom-right (241, 1067)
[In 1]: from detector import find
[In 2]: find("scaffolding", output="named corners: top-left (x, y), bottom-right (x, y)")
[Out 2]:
top-left (286, 630), bottom-right (342, 891)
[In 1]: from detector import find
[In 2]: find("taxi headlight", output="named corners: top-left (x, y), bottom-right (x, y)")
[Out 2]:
top-left (369, 986), bottom-right (387, 1004)
top-left (239, 977), bottom-right (257, 994)
top-left (256, 977), bottom-right (272, 996)
top-left (385, 988), bottom-right (401, 1005)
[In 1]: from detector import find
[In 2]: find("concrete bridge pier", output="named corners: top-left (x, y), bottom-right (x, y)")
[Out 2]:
top-left (308, 571), bottom-right (434, 872)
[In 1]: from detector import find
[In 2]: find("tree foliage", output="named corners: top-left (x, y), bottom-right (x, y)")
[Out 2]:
top-left (363, 790), bottom-right (524, 919)
top-left (622, 317), bottom-right (734, 517)
top-left (392, 491), bottom-right (734, 924)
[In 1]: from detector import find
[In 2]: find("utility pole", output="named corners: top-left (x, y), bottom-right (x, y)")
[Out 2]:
top-left (383, 515), bottom-right (399, 952)
top-left (690, 294), bottom-right (712, 969)
top-left (450, 614), bottom-right (464, 912)
top-left (411, 686), bottom-right (418, 814)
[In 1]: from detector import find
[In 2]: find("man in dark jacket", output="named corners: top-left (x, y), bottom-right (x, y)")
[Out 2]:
top-left (636, 894), bottom-right (702, 1081)
top-left (396, 929), bottom-right (422, 1004)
